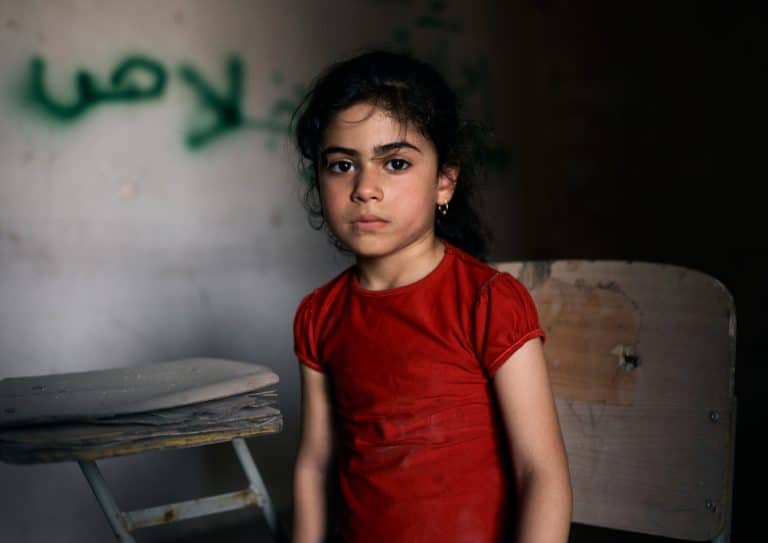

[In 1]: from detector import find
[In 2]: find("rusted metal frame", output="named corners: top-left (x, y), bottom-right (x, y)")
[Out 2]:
top-left (78, 460), bottom-right (136, 543)
top-left (123, 487), bottom-right (260, 530)
top-left (79, 438), bottom-right (278, 542)
top-left (713, 398), bottom-right (737, 543)
top-left (232, 437), bottom-right (278, 537)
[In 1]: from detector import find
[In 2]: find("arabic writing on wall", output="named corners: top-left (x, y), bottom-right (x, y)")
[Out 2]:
top-left (19, 0), bottom-right (509, 168)
top-left (25, 54), bottom-right (303, 151)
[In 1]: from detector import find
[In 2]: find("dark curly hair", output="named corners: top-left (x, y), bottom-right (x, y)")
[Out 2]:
top-left (293, 50), bottom-right (491, 260)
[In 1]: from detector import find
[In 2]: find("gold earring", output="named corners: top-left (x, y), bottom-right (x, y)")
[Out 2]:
top-left (437, 201), bottom-right (449, 216)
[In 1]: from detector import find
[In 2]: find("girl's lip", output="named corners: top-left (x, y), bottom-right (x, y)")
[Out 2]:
top-left (352, 214), bottom-right (388, 223)
top-left (351, 214), bottom-right (389, 231)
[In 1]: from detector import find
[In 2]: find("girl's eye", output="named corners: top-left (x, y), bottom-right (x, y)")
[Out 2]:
top-left (386, 158), bottom-right (411, 171)
top-left (328, 160), bottom-right (354, 174)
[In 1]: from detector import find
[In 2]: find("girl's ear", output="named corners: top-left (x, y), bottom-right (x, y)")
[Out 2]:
top-left (437, 165), bottom-right (459, 204)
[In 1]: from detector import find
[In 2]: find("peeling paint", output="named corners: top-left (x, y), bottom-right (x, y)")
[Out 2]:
top-left (611, 344), bottom-right (640, 371)
top-left (518, 261), bottom-right (551, 290)
top-left (529, 275), bottom-right (641, 406)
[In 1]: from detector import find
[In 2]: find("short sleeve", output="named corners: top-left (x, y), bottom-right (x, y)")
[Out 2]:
top-left (472, 272), bottom-right (546, 377)
top-left (293, 291), bottom-right (324, 372)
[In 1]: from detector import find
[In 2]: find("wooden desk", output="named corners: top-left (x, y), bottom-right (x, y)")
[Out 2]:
top-left (0, 358), bottom-right (283, 542)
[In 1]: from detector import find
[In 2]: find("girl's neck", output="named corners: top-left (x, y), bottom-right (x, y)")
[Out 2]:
top-left (354, 234), bottom-right (445, 291)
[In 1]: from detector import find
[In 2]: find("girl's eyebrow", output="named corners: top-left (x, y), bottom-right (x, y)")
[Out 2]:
top-left (320, 141), bottom-right (422, 159)
top-left (373, 141), bottom-right (422, 156)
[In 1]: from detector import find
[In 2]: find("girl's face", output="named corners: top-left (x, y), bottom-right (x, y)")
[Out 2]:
top-left (318, 102), bottom-right (456, 259)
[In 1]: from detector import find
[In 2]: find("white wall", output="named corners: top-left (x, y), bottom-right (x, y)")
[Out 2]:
top-left (0, 1), bottom-right (511, 540)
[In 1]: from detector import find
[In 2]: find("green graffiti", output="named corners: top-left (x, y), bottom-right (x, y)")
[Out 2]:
top-left (18, 0), bottom-right (505, 162)
top-left (454, 59), bottom-right (488, 100)
top-left (271, 70), bottom-right (284, 85)
top-left (27, 55), bottom-right (166, 120)
top-left (261, 83), bottom-right (306, 150)
top-left (178, 56), bottom-right (304, 150)
top-left (178, 56), bottom-right (247, 148)
top-left (373, 0), bottom-right (513, 173)
top-left (22, 54), bottom-right (304, 151)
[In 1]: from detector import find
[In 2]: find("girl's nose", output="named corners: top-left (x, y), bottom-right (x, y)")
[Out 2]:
top-left (351, 168), bottom-right (383, 203)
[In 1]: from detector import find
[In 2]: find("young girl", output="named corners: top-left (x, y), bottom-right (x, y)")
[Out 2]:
top-left (291, 51), bottom-right (572, 543)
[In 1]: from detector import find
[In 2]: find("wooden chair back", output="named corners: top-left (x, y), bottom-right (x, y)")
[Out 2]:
top-left (495, 260), bottom-right (736, 542)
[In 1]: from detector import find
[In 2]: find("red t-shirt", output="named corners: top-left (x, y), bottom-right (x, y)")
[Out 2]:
top-left (294, 241), bottom-right (545, 542)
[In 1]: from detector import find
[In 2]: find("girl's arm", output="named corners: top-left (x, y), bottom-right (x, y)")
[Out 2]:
top-left (493, 337), bottom-right (573, 543)
top-left (293, 364), bottom-right (334, 543)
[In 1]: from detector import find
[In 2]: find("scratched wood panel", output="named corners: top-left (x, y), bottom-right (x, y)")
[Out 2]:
top-left (0, 358), bottom-right (279, 426)
top-left (495, 261), bottom-right (735, 541)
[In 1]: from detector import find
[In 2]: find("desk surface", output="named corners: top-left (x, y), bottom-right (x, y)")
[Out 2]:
top-left (0, 358), bottom-right (278, 426)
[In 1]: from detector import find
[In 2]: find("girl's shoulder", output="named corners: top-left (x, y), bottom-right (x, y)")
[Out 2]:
top-left (444, 241), bottom-right (494, 273)
top-left (295, 265), bottom-right (356, 314)
top-left (443, 241), bottom-right (502, 288)
top-left (293, 266), bottom-right (356, 369)
top-left (443, 240), bottom-right (534, 307)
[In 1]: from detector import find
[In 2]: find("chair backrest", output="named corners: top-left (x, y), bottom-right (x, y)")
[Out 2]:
top-left (494, 260), bottom-right (736, 542)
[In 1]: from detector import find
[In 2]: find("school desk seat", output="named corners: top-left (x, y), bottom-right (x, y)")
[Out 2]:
top-left (0, 358), bottom-right (283, 543)
top-left (494, 260), bottom-right (736, 542)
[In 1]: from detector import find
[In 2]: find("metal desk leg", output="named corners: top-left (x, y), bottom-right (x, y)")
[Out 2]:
top-left (232, 438), bottom-right (278, 539)
top-left (79, 460), bottom-right (135, 543)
